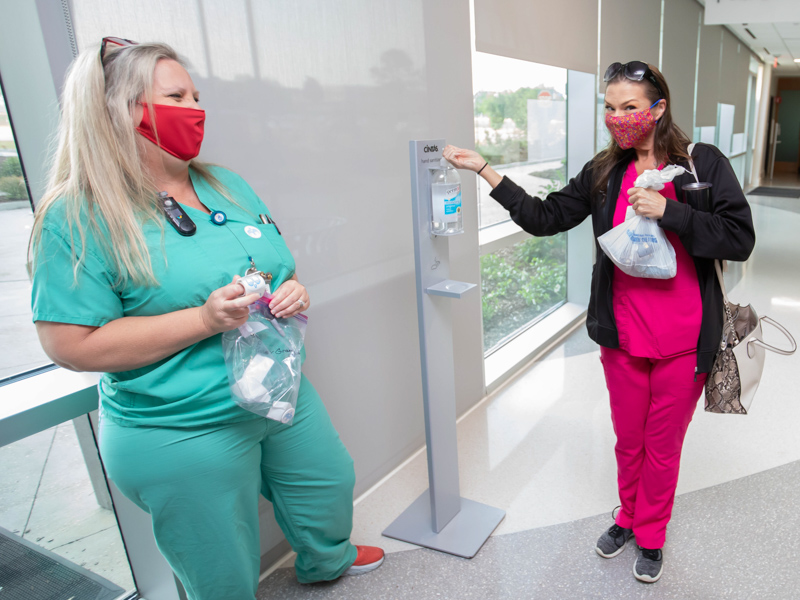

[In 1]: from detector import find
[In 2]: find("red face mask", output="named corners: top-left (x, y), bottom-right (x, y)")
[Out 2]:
top-left (136, 103), bottom-right (205, 161)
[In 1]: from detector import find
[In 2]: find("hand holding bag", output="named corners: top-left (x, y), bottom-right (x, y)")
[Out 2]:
top-left (704, 260), bottom-right (797, 414)
top-left (222, 296), bottom-right (308, 425)
top-left (597, 166), bottom-right (686, 279)
top-left (597, 206), bottom-right (677, 279)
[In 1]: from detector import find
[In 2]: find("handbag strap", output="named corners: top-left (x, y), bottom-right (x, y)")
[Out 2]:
top-left (717, 263), bottom-right (798, 356)
top-left (715, 259), bottom-right (738, 346)
top-left (748, 316), bottom-right (798, 356)
top-left (714, 259), bottom-right (729, 303)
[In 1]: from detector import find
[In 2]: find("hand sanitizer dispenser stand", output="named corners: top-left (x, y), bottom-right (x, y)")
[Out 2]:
top-left (381, 140), bottom-right (505, 558)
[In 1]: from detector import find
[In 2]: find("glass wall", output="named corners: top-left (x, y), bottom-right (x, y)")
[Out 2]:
top-left (0, 423), bottom-right (135, 597)
top-left (0, 83), bottom-right (50, 379)
top-left (473, 53), bottom-right (567, 354)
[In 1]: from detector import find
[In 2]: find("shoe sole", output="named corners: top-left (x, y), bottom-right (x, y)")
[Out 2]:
top-left (342, 556), bottom-right (384, 577)
top-left (595, 538), bottom-right (630, 559)
top-left (633, 562), bottom-right (663, 583)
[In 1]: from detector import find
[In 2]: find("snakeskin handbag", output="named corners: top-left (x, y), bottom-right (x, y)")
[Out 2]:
top-left (705, 261), bottom-right (796, 414)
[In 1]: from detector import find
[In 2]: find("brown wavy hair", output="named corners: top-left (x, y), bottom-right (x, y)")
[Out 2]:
top-left (592, 63), bottom-right (691, 198)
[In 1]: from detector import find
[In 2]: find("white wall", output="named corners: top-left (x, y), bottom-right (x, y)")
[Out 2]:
top-left (66, 0), bottom-right (482, 563)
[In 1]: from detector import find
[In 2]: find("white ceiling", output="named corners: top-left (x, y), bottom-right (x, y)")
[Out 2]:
top-left (726, 22), bottom-right (800, 74)
top-left (695, 0), bottom-right (800, 76)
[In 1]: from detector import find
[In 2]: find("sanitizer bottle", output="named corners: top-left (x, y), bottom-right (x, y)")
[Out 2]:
top-left (430, 158), bottom-right (463, 235)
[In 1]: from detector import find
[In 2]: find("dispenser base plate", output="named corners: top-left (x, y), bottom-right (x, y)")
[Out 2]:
top-left (382, 489), bottom-right (505, 558)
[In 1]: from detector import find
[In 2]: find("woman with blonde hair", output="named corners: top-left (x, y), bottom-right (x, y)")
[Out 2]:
top-left (30, 38), bottom-right (383, 599)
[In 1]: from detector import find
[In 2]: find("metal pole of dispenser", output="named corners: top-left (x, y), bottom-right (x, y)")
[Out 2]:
top-left (381, 140), bottom-right (504, 558)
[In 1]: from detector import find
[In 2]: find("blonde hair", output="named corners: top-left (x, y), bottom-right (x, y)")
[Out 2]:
top-left (30, 41), bottom-right (232, 286)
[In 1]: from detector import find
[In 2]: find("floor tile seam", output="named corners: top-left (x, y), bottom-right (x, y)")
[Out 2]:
top-left (47, 525), bottom-right (119, 551)
top-left (20, 425), bottom-right (58, 539)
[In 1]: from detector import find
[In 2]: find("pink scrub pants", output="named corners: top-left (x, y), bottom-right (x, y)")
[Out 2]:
top-left (600, 346), bottom-right (707, 549)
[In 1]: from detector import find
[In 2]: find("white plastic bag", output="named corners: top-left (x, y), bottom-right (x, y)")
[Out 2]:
top-left (598, 207), bottom-right (676, 279)
top-left (222, 296), bottom-right (307, 425)
top-left (633, 165), bottom-right (686, 191)
top-left (597, 166), bottom-right (685, 279)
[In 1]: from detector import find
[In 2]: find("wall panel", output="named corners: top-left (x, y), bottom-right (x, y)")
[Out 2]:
top-left (474, 0), bottom-right (597, 73)
top-left (696, 24), bottom-right (723, 127)
top-left (662, 0), bottom-right (702, 136)
top-left (720, 29), bottom-right (748, 132)
top-left (599, 0), bottom-right (660, 81)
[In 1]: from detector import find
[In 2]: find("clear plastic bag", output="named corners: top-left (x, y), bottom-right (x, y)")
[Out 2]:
top-left (598, 206), bottom-right (677, 279)
top-left (222, 296), bottom-right (307, 425)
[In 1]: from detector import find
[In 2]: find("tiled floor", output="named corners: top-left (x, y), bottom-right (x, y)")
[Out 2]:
top-left (258, 460), bottom-right (800, 600)
top-left (260, 190), bottom-right (800, 597)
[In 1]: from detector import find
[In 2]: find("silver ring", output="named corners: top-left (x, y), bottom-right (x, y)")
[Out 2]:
top-left (296, 299), bottom-right (306, 307)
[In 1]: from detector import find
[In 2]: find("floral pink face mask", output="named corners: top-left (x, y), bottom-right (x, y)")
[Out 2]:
top-left (605, 100), bottom-right (660, 149)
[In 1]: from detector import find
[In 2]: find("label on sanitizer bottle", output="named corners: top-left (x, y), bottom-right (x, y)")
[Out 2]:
top-left (432, 183), bottom-right (461, 223)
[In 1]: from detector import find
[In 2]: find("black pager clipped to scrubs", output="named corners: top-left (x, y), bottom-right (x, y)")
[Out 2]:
top-left (158, 191), bottom-right (196, 236)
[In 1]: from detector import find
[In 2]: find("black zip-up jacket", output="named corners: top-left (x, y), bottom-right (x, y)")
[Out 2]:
top-left (489, 143), bottom-right (755, 374)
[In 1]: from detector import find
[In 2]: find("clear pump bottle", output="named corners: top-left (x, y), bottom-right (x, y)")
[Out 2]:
top-left (430, 158), bottom-right (463, 235)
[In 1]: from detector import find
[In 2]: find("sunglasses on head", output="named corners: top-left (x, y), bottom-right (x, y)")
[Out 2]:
top-left (604, 61), bottom-right (664, 99)
top-left (100, 36), bottom-right (138, 61)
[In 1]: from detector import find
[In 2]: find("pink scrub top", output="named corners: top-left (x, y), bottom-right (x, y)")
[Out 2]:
top-left (611, 161), bottom-right (702, 358)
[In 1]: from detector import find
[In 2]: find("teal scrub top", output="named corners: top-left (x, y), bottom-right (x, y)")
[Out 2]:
top-left (31, 166), bottom-right (297, 428)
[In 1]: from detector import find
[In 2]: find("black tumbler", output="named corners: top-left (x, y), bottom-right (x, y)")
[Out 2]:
top-left (682, 182), bottom-right (712, 212)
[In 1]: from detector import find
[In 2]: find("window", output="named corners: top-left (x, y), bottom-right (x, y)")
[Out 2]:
top-left (480, 235), bottom-right (566, 351)
top-left (473, 53), bottom-right (568, 354)
top-left (0, 80), bottom-right (50, 379)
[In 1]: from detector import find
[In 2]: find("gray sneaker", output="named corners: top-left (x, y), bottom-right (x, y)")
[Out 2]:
top-left (633, 547), bottom-right (663, 583)
top-left (595, 524), bottom-right (633, 558)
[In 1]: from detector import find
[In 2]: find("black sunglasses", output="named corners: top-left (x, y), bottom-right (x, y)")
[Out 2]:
top-left (604, 61), bottom-right (664, 99)
top-left (100, 36), bottom-right (138, 61)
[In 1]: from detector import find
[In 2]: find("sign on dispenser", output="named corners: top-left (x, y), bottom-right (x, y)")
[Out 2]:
top-left (430, 158), bottom-right (463, 236)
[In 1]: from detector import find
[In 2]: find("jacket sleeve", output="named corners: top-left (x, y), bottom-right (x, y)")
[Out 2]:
top-left (658, 149), bottom-right (755, 261)
top-left (488, 161), bottom-right (594, 236)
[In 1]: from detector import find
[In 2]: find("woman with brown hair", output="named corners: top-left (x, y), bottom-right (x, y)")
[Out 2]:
top-left (444, 61), bottom-right (754, 583)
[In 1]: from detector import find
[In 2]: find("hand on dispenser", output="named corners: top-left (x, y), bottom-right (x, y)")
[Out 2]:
top-left (443, 145), bottom-right (502, 189)
top-left (442, 145), bottom-right (486, 172)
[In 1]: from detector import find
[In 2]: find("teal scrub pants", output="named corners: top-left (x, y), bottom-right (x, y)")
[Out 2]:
top-left (99, 375), bottom-right (358, 600)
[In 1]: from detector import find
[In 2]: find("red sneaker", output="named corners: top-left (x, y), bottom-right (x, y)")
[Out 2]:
top-left (342, 545), bottom-right (385, 576)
